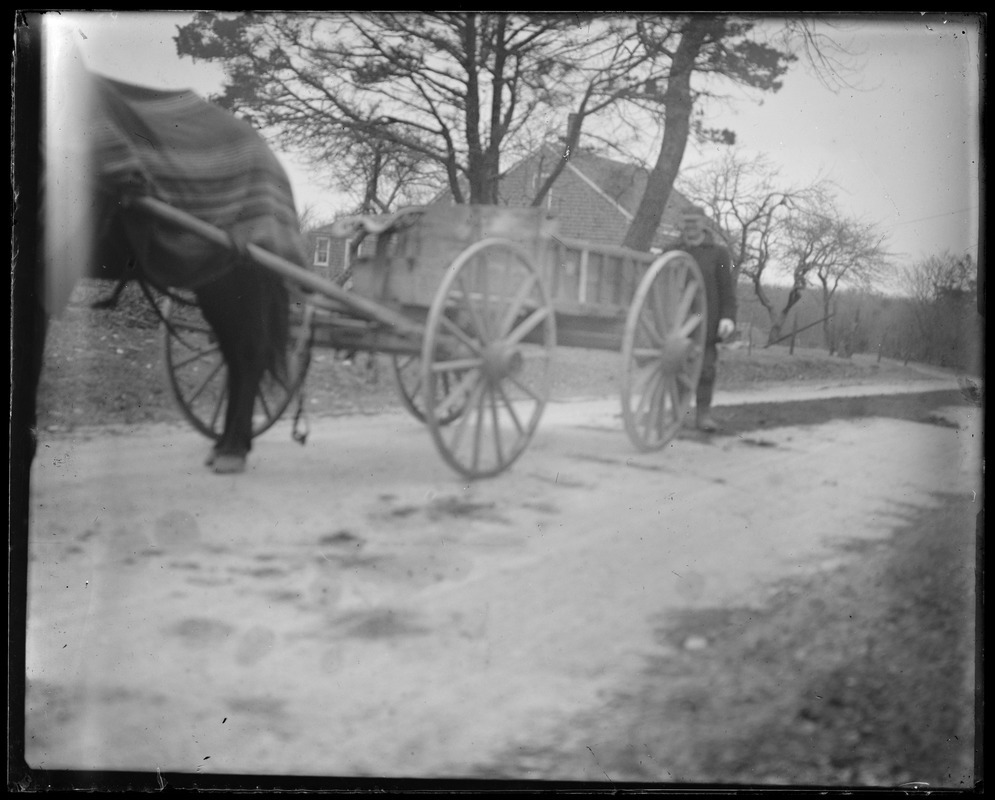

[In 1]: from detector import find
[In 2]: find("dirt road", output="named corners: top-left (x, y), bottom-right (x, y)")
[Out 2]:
top-left (21, 378), bottom-right (981, 784)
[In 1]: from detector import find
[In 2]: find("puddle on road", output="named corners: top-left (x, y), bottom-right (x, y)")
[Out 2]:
top-left (169, 617), bottom-right (236, 647)
top-left (337, 608), bottom-right (431, 640)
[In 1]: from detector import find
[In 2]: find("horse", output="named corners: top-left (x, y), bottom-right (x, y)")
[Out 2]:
top-left (17, 22), bottom-right (307, 476)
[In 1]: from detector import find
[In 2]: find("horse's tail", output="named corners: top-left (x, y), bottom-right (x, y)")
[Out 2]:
top-left (262, 269), bottom-right (291, 386)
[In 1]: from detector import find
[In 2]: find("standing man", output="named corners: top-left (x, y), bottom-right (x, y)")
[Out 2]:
top-left (674, 205), bottom-right (737, 433)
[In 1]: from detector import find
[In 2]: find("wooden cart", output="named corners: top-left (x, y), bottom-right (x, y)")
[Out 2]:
top-left (151, 199), bottom-right (707, 479)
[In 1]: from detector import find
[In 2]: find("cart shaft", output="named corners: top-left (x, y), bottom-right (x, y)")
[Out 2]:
top-left (130, 196), bottom-right (426, 340)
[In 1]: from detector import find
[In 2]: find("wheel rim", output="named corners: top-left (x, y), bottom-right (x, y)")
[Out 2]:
top-left (422, 238), bottom-right (555, 479)
top-left (162, 290), bottom-right (312, 440)
top-left (621, 252), bottom-right (707, 451)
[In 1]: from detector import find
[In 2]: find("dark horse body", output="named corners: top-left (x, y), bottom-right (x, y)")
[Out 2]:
top-left (17, 22), bottom-right (307, 475)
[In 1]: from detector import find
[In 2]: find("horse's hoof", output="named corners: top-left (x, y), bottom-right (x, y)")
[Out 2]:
top-left (211, 454), bottom-right (246, 474)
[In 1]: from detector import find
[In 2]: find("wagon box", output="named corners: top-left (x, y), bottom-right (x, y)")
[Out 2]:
top-left (349, 204), bottom-right (560, 310)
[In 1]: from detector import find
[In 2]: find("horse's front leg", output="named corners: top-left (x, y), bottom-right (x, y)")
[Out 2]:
top-left (203, 356), bottom-right (255, 474)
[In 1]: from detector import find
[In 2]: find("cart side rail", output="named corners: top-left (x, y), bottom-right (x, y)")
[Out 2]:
top-left (546, 235), bottom-right (657, 316)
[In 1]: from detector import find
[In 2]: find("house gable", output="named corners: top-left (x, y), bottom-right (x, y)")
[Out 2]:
top-left (435, 143), bottom-right (692, 251)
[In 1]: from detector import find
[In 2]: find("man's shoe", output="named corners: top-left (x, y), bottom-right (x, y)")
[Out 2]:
top-left (696, 414), bottom-right (718, 433)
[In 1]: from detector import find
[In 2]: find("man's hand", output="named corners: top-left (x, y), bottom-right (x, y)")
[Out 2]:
top-left (718, 318), bottom-right (736, 340)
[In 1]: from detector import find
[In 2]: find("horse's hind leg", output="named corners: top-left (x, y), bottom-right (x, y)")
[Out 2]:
top-left (196, 277), bottom-right (250, 473)
top-left (196, 267), bottom-right (281, 474)
top-left (212, 359), bottom-right (259, 474)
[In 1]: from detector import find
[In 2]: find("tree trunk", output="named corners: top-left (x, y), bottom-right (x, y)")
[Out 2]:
top-left (767, 280), bottom-right (806, 345)
top-left (822, 295), bottom-right (835, 355)
top-left (748, 273), bottom-right (785, 342)
top-left (532, 112), bottom-right (585, 207)
top-left (622, 19), bottom-right (709, 251)
top-left (462, 16), bottom-right (490, 204)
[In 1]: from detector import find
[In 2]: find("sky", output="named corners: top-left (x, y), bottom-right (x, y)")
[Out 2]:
top-left (35, 11), bottom-right (982, 269)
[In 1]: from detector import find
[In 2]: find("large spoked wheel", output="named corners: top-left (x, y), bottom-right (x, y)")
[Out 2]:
top-left (421, 238), bottom-right (556, 479)
top-left (162, 289), bottom-right (313, 440)
top-left (621, 251), bottom-right (707, 451)
top-left (392, 353), bottom-right (468, 426)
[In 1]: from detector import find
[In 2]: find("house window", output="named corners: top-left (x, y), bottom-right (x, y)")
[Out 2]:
top-left (313, 236), bottom-right (331, 267)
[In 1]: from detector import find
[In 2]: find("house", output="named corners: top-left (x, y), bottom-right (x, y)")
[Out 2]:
top-left (302, 221), bottom-right (355, 283)
top-left (478, 143), bottom-right (693, 251)
top-left (302, 142), bottom-right (702, 277)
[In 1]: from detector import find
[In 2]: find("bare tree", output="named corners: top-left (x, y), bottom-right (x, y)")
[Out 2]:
top-left (529, 19), bottom-right (680, 207)
top-left (345, 139), bottom-right (439, 214)
top-left (176, 13), bottom-right (652, 206)
top-left (677, 148), bottom-right (831, 333)
top-left (897, 251), bottom-right (980, 369)
top-left (621, 15), bottom-right (859, 252)
top-left (175, 13), bottom-right (859, 223)
top-left (783, 208), bottom-right (891, 353)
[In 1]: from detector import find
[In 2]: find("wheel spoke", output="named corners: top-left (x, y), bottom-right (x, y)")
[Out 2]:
top-left (397, 354), bottom-right (422, 392)
top-left (674, 280), bottom-right (700, 328)
top-left (664, 375), bottom-right (681, 420)
top-left (646, 368), bottom-right (668, 440)
top-left (506, 305), bottom-right (551, 346)
top-left (457, 271), bottom-right (491, 343)
top-left (172, 343), bottom-right (222, 370)
top-left (431, 356), bottom-right (483, 373)
top-left (255, 385), bottom-right (274, 420)
top-left (182, 359), bottom-right (226, 404)
top-left (438, 367), bottom-right (481, 421)
top-left (497, 272), bottom-right (539, 338)
top-left (208, 382), bottom-right (227, 432)
top-left (495, 382), bottom-right (525, 436)
top-left (438, 313), bottom-right (484, 355)
top-left (445, 376), bottom-right (486, 457)
top-left (678, 312), bottom-right (703, 339)
top-left (169, 319), bottom-right (214, 336)
top-left (170, 326), bottom-right (219, 354)
top-left (638, 313), bottom-right (665, 347)
top-left (471, 381), bottom-right (487, 472)
top-left (489, 386), bottom-right (504, 467)
top-left (634, 365), bottom-right (664, 422)
top-left (476, 256), bottom-right (494, 338)
top-left (650, 273), bottom-right (667, 327)
top-left (408, 370), bottom-right (425, 399)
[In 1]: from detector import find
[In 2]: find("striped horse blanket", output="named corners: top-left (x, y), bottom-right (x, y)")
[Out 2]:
top-left (43, 65), bottom-right (306, 312)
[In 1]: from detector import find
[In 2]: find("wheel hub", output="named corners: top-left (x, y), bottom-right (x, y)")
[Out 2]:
top-left (482, 342), bottom-right (524, 384)
top-left (656, 336), bottom-right (695, 372)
